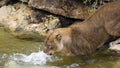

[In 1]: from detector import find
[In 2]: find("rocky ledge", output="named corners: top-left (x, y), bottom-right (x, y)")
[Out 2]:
top-left (0, 3), bottom-right (61, 41)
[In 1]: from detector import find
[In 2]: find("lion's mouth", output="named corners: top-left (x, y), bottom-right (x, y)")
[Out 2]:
top-left (43, 50), bottom-right (54, 55)
top-left (49, 53), bottom-right (53, 55)
top-left (44, 52), bottom-right (54, 55)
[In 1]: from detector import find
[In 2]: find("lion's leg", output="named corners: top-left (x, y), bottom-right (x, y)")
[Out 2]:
top-left (105, 18), bottom-right (120, 36)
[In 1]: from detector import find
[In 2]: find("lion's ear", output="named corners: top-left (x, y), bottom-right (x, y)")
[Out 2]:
top-left (45, 29), bottom-right (50, 33)
top-left (56, 34), bottom-right (62, 41)
top-left (46, 29), bottom-right (54, 34)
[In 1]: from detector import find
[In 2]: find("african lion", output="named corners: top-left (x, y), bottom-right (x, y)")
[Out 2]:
top-left (43, 2), bottom-right (120, 56)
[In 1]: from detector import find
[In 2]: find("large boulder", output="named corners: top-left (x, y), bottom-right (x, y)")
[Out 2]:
top-left (0, 3), bottom-right (61, 40)
top-left (28, 0), bottom-right (90, 19)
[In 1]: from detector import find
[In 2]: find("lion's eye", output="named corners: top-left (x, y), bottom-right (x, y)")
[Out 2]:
top-left (48, 46), bottom-right (54, 49)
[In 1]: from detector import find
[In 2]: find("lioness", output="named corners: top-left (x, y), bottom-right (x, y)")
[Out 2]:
top-left (44, 2), bottom-right (120, 56)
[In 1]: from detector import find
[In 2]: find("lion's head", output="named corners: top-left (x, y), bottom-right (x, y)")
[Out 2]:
top-left (43, 28), bottom-right (72, 55)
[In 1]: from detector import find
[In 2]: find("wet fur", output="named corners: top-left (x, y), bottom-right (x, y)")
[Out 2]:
top-left (44, 2), bottom-right (120, 56)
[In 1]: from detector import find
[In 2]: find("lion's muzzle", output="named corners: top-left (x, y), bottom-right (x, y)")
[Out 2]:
top-left (43, 47), bottom-right (54, 55)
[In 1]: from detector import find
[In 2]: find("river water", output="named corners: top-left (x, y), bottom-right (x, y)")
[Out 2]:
top-left (0, 27), bottom-right (120, 68)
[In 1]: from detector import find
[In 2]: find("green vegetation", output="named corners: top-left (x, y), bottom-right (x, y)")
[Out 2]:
top-left (83, 0), bottom-right (92, 4)
top-left (82, 0), bottom-right (105, 14)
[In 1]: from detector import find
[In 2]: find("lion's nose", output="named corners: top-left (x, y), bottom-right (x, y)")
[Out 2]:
top-left (49, 53), bottom-right (53, 55)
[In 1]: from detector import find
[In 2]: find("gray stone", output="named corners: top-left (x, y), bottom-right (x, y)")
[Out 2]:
top-left (109, 44), bottom-right (120, 51)
top-left (109, 39), bottom-right (120, 53)
top-left (28, 0), bottom-right (90, 19)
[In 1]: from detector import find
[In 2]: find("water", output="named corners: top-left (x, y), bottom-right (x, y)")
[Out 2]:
top-left (5, 51), bottom-right (61, 68)
top-left (0, 27), bottom-right (120, 68)
top-left (10, 51), bottom-right (52, 65)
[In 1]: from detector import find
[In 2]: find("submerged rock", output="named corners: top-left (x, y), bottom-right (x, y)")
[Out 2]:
top-left (0, 3), bottom-right (61, 40)
top-left (109, 39), bottom-right (120, 53)
top-left (109, 44), bottom-right (120, 52)
top-left (28, 0), bottom-right (90, 19)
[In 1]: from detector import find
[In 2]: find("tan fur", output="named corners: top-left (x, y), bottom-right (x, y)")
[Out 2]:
top-left (44, 2), bottom-right (120, 56)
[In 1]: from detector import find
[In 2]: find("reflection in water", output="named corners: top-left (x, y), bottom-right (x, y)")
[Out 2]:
top-left (4, 60), bottom-right (59, 68)
top-left (0, 27), bottom-right (43, 67)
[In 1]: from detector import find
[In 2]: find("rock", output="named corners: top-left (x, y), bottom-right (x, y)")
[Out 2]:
top-left (20, 0), bottom-right (29, 3)
top-left (28, 0), bottom-right (90, 19)
top-left (109, 39), bottom-right (120, 53)
top-left (0, 0), bottom-right (10, 7)
top-left (109, 44), bottom-right (120, 52)
top-left (0, 3), bottom-right (61, 40)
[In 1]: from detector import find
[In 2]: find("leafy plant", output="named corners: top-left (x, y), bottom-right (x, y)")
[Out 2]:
top-left (83, 0), bottom-right (92, 4)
